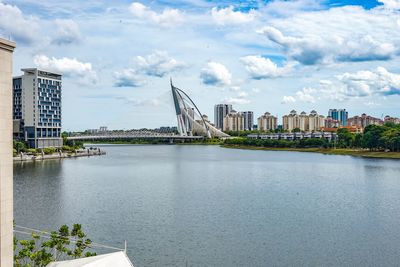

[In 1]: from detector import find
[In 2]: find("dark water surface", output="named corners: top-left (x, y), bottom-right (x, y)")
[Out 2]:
top-left (14, 145), bottom-right (400, 266)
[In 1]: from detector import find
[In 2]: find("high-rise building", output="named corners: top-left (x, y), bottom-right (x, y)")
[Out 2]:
top-left (243, 111), bottom-right (254, 131)
top-left (328, 109), bottom-right (348, 126)
top-left (283, 110), bottom-right (325, 132)
top-left (214, 104), bottom-right (232, 130)
top-left (348, 113), bottom-right (383, 128)
top-left (223, 110), bottom-right (244, 131)
top-left (384, 115), bottom-right (400, 124)
top-left (258, 112), bottom-right (278, 131)
top-left (308, 110), bottom-right (326, 132)
top-left (13, 68), bottom-right (63, 148)
top-left (325, 117), bottom-right (340, 128)
top-left (0, 37), bottom-right (16, 266)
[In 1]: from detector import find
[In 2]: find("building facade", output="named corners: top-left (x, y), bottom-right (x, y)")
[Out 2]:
top-left (214, 104), bottom-right (232, 130)
top-left (308, 110), bottom-right (326, 132)
top-left (283, 110), bottom-right (325, 132)
top-left (13, 68), bottom-right (63, 148)
top-left (384, 115), bottom-right (400, 124)
top-left (348, 113), bottom-right (383, 128)
top-left (325, 117), bottom-right (340, 128)
top-left (257, 112), bottom-right (277, 131)
top-left (328, 109), bottom-right (348, 126)
top-left (223, 110), bottom-right (245, 132)
top-left (0, 37), bottom-right (16, 266)
top-left (243, 111), bottom-right (254, 131)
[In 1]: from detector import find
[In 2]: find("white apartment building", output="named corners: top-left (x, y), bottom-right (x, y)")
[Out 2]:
top-left (223, 110), bottom-right (245, 131)
top-left (283, 110), bottom-right (325, 132)
top-left (257, 112), bottom-right (278, 131)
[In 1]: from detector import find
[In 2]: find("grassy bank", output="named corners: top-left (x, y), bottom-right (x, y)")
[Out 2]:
top-left (222, 144), bottom-right (400, 159)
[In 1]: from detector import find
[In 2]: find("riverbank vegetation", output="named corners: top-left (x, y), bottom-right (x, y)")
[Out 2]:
top-left (223, 123), bottom-right (400, 159)
top-left (13, 139), bottom-right (84, 157)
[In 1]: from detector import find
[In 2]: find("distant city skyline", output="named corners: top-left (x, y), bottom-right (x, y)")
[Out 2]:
top-left (1, 0), bottom-right (399, 131)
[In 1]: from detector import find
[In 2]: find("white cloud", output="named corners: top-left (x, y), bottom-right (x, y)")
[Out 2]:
top-left (129, 2), bottom-right (184, 27)
top-left (222, 97), bottom-right (250, 105)
top-left (240, 55), bottom-right (292, 79)
top-left (258, 5), bottom-right (400, 65)
top-left (281, 96), bottom-right (296, 104)
top-left (200, 62), bottom-right (232, 86)
top-left (229, 86), bottom-right (241, 92)
top-left (134, 51), bottom-right (186, 77)
top-left (34, 55), bottom-right (97, 84)
top-left (211, 6), bottom-right (257, 25)
top-left (261, 0), bottom-right (323, 17)
top-left (286, 67), bottom-right (400, 102)
top-left (113, 68), bottom-right (146, 87)
top-left (378, 0), bottom-right (400, 9)
top-left (0, 2), bottom-right (39, 44)
top-left (52, 19), bottom-right (82, 45)
top-left (337, 67), bottom-right (400, 97)
top-left (295, 87), bottom-right (316, 103)
top-left (237, 91), bottom-right (248, 97)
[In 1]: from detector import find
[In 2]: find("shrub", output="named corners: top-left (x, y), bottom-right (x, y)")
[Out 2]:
top-left (43, 147), bottom-right (57, 154)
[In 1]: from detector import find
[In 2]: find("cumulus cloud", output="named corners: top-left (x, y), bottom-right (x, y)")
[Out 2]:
top-left (258, 6), bottom-right (400, 65)
top-left (285, 67), bottom-right (400, 102)
top-left (0, 2), bottom-right (39, 44)
top-left (52, 19), bottom-right (82, 45)
top-left (200, 62), bottom-right (232, 86)
top-left (113, 69), bottom-right (146, 87)
top-left (34, 55), bottom-right (97, 84)
top-left (134, 51), bottom-right (186, 77)
top-left (378, 0), bottom-right (400, 9)
top-left (129, 2), bottom-right (184, 27)
top-left (281, 96), bottom-right (296, 104)
top-left (222, 97), bottom-right (250, 105)
top-left (295, 87), bottom-right (316, 103)
top-left (337, 67), bottom-right (400, 97)
top-left (240, 55), bottom-right (292, 79)
top-left (211, 6), bottom-right (257, 25)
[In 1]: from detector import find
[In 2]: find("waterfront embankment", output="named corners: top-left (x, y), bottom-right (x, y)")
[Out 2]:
top-left (13, 148), bottom-right (105, 162)
top-left (222, 144), bottom-right (400, 159)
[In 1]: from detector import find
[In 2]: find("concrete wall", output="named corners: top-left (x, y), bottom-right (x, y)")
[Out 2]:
top-left (0, 38), bottom-right (16, 266)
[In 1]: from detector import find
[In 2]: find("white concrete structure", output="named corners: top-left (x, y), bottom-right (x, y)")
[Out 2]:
top-left (171, 81), bottom-right (228, 138)
top-left (47, 251), bottom-right (134, 267)
top-left (13, 68), bottom-right (63, 148)
top-left (0, 37), bottom-right (16, 267)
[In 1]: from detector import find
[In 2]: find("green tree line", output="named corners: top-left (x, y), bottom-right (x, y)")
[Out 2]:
top-left (224, 123), bottom-right (400, 152)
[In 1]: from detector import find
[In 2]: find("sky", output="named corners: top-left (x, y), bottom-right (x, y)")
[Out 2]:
top-left (1, 0), bottom-right (400, 131)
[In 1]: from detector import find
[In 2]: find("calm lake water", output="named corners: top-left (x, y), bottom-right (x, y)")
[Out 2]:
top-left (14, 145), bottom-right (400, 266)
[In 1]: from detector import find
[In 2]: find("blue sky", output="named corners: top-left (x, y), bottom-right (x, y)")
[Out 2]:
top-left (1, 0), bottom-right (399, 130)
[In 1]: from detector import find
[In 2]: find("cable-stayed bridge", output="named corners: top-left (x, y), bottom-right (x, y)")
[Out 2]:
top-left (68, 81), bottom-right (229, 142)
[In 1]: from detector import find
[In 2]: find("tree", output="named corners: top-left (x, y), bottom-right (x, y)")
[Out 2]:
top-left (14, 224), bottom-right (96, 266)
top-left (13, 140), bottom-right (26, 153)
top-left (337, 128), bottom-right (353, 148)
top-left (362, 125), bottom-right (385, 151)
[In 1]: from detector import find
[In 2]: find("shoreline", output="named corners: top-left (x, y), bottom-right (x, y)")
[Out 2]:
top-left (13, 150), bottom-right (106, 162)
top-left (221, 145), bottom-right (400, 159)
